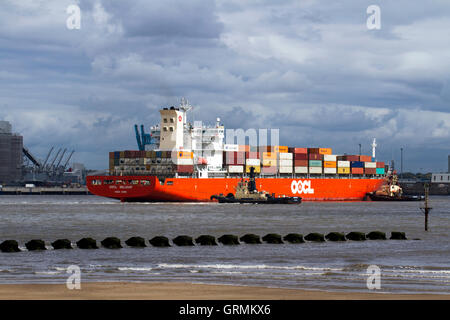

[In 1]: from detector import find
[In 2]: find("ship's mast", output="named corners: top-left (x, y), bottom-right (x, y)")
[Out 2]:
top-left (371, 138), bottom-right (377, 160)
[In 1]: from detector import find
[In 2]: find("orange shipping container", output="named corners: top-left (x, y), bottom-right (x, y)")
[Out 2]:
top-left (274, 146), bottom-right (288, 153)
top-left (319, 148), bottom-right (332, 155)
top-left (359, 155), bottom-right (372, 162)
top-left (352, 168), bottom-right (364, 174)
top-left (238, 145), bottom-right (250, 152)
top-left (262, 152), bottom-right (277, 159)
top-left (175, 151), bottom-right (193, 159)
top-left (323, 161), bottom-right (337, 168)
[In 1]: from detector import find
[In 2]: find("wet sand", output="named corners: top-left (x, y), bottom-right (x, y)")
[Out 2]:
top-left (0, 282), bottom-right (448, 300)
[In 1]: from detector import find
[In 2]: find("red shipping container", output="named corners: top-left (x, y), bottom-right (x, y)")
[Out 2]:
top-left (309, 153), bottom-right (323, 160)
top-left (359, 155), bottom-right (372, 162)
top-left (352, 168), bottom-right (364, 174)
top-left (294, 160), bottom-right (308, 166)
top-left (177, 165), bottom-right (194, 173)
top-left (109, 152), bottom-right (114, 159)
top-left (294, 153), bottom-right (308, 160)
top-left (246, 151), bottom-right (260, 159)
top-left (365, 168), bottom-right (377, 174)
top-left (261, 166), bottom-right (277, 174)
top-left (294, 148), bottom-right (308, 154)
top-left (346, 155), bottom-right (360, 162)
top-left (308, 148), bottom-right (320, 154)
top-left (376, 162), bottom-right (385, 168)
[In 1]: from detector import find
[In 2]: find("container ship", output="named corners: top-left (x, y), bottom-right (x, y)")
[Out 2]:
top-left (87, 99), bottom-right (387, 202)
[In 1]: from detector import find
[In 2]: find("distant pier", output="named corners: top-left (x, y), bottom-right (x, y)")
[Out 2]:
top-left (0, 186), bottom-right (90, 195)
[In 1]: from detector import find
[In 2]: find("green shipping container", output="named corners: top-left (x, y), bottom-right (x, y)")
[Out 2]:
top-left (309, 160), bottom-right (322, 167)
top-left (376, 168), bottom-right (385, 175)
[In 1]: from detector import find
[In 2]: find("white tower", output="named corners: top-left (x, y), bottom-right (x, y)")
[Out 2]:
top-left (371, 138), bottom-right (377, 160)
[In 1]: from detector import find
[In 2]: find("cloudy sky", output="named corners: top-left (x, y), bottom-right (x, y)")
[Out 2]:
top-left (1, 0), bottom-right (449, 172)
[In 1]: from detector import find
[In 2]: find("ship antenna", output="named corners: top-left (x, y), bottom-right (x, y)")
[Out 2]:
top-left (371, 138), bottom-right (377, 160)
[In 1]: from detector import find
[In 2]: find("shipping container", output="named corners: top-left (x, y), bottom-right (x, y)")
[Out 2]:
top-left (324, 167), bottom-right (337, 174)
top-left (177, 165), bottom-right (194, 173)
top-left (365, 168), bottom-right (377, 175)
top-left (323, 154), bottom-right (337, 161)
top-left (294, 166), bottom-right (308, 174)
top-left (364, 162), bottom-right (376, 168)
top-left (279, 152), bottom-right (293, 160)
top-left (262, 152), bottom-right (277, 159)
top-left (246, 158), bottom-right (261, 166)
top-left (292, 148), bottom-right (307, 154)
top-left (351, 161), bottom-right (364, 168)
top-left (279, 159), bottom-right (293, 167)
top-left (342, 155), bottom-right (359, 162)
top-left (238, 145), bottom-right (250, 152)
top-left (261, 166), bottom-right (277, 174)
top-left (246, 151), bottom-right (260, 159)
top-left (173, 158), bottom-right (194, 165)
top-left (309, 167), bottom-right (323, 174)
top-left (294, 160), bottom-right (309, 167)
top-left (274, 146), bottom-right (288, 153)
top-left (376, 162), bottom-right (385, 168)
top-left (224, 144), bottom-right (239, 151)
top-left (338, 167), bottom-right (351, 174)
top-left (351, 168), bottom-right (364, 174)
top-left (308, 148), bottom-right (320, 154)
top-left (323, 161), bottom-right (337, 168)
top-left (337, 160), bottom-right (350, 168)
top-left (319, 148), bottom-right (332, 155)
top-left (262, 159), bottom-right (277, 167)
top-left (245, 165), bottom-right (261, 173)
top-left (359, 155), bottom-right (372, 162)
top-left (294, 153), bottom-right (308, 160)
top-left (279, 166), bottom-right (293, 173)
top-left (309, 160), bottom-right (322, 167)
top-left (376, 168), bottom-right (385, 175)
top-left (228, 165), bottom-right (244, 173)
top-left (309, 153), bottom-right (323, 160)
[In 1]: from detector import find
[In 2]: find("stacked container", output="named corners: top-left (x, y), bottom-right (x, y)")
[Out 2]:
top-left (337, 160), bottom-right (350, 174)
top-left (323, 154), bottom-right (337, 174)
top-left (279, 152), bottom-right (293, 173)
top-left (376, 162), bottom-right (385, 175)
top-left (308, 148), bottom-right (324, 174)
top-left (292, 148), bottom-right (308, 174)
top-left (246, 151), bottom-right (261, 173)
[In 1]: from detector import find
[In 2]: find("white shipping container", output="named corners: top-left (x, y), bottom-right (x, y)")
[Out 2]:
top-left (224, 144), bottom-right (239, 151)
top-left (279, 159), bottom-right (293, 167)
top-left (279, 166), bottom-right (293, 173)
top-left (228, 165), bottom-right (244, 173)
top-left (246, 158), bottom-right (261, 166)
top-left (294, 166), bottom-right (308, 174)
top-left (279, 152), bottom-right (293, 160)
top-left (365, 162), bottom-right (376, 168)
top-left (323, 154), bottom-right (337, 161)
top-left (309, 167), bottom-right (323, 174)
top-left (173, 158), bottom-right (194, 165)
top-left (337, 161), bottom-right (350, 167)
top-left (324, 167), bottom-right (337, 174)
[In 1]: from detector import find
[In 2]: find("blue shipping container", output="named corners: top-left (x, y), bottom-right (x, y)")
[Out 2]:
top-left (376, 168), bottom-right (385, 175)
top-left (351, 161), bottom-right (364, 168)
top-left (114, 151), bottom-right (120, 159)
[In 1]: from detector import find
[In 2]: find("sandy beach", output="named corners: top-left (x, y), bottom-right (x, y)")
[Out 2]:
top-left (0, 282), bottom-right (448, 300)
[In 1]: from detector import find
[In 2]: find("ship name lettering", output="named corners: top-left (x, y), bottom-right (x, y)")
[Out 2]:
top-left (291, 180), bottom-right (314, 195)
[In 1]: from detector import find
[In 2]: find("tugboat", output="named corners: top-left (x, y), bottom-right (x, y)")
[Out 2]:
top-left (365, 172), bottom-right (424, 201)
top-left (210, 167), bottom-right (302, 204)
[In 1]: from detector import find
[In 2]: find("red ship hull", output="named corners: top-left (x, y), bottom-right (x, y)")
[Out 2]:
top-left (87, 175), bottom-right (385, 202)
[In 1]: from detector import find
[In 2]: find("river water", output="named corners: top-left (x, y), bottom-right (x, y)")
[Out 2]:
top-left (0, 195), bottom-right (449, 295)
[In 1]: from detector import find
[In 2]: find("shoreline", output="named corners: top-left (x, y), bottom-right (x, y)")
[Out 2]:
top-left (0, 282), bottom-right (448, 300)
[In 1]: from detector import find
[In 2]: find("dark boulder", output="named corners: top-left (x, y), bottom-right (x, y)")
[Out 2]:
top-left (195, 235), bottom-right (217, 246)
top-left (366, 231), bottom-right (386, 240)
top-left (262, 233), bottom-right (283, 244)
top-left (390, 232), bottom-right (407, 240)
top-left (101, 237), bottom-right (122, 249)
top-left (172, 235), bottom-right (193, 246)
top-left (25, 239), bottom-right (47, 251)
top-left (150, 236), bottom-right (171, 247)
top-left (304, 233), bottom-right (325, 242)
top-left (76, 238), bottom-right (98, 249)
top-left (51, 239), bottom-right (72, 250)
top-left (240, 234), bottom-right (262, 244)
top-left (346, 232), bottom-right (366, 241)
top-left (125, 237), bottom-right (146, 247)
top-left (0, 240), bottom-right (21, 253)
top-left (325, 232), bottom-right (346, 242)
top-left (283, 233), bottom-right (304, 244)
top-left (218, 234), bottom-right (240, 245)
